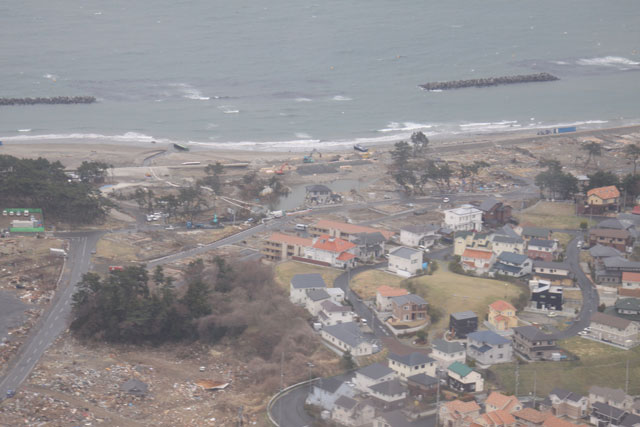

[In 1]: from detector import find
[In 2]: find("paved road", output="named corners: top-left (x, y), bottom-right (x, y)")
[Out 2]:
top-left (270, 383), bottom-right (316, 427)
top-left (0, 231), bottom-right (102, 400)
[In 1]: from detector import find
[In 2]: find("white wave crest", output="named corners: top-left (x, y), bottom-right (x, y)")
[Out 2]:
top-left (0, 132), bottom-right (169, 144)
top-left (378, 122), bottom-right (433, 133)
top-left (43, 73), bottom-right (58, 81)
top-left (332, 95), bottom-right (352, 101)
top-left (219, 106), bottom-right (239, 114)
top-left (18, 129), bottom-right (31, 132)
top-left (295, 97), bottom-right (312, 102)
top-left (577, 56), bottom-right (640, 68)
top-left (295, 132), bottom-right (312, 139)
top-left (170, 82), bottom-right (210, 100)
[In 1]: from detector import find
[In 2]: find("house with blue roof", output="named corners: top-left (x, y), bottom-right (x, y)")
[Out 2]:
top-left (466, 330), bottom-right (513, 367)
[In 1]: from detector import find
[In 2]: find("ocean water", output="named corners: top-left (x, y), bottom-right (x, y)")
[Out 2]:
top-left (1, 0), bottom-right (639, 151)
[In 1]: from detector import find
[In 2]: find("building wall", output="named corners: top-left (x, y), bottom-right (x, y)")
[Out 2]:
top-left (590, 322), bottom-right (639, 348)
top-left (448, 370), bottom-right (484, 393)
top-left (306, 383), bottom-right (355, 410)
top-left (392, 301), bottom-right (428, 322)
top-left (493, 241), bottom-right (525, 255)
top-left (389, 359), bottom-right (437, 379)
top-left (431, 348), bottom-right (466, 369)
top-left (388, 252), bottom-right (423, 276)
top-left (353, 371), bottom-right (396, 393)
top-left (467, 341), bottom-right (513, 365)
top-left (290, 285), bottom-right (324, 305)
top-left (527, 249), bottom-right (554, 262)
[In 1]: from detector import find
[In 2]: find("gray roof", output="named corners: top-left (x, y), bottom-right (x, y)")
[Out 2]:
top-left (550, 387), bottom-right (584, 403)
top-left (522, 227), bottom-right (550, 238)
top-left (431, 338), bottom-right (465, 354)
top-left (390, 246), bottom-right (422, 260)
top-left (353, 232), bottom-right (386, 245)
top-left (314, 375), bottom-right (345, 393)
top-left (621, 413), bottom-right (640, 427)
top-left (479, 198), bottom-right (501, 212)
top-left (491, 262), bottom-right (524, 275)
top-left (321, 300), bottom-right (350, 313)
top-left (592, 402), bottom-right (626, 420)
top-left (591, 312), bottom-right (633, 330)
top-left (291, 274), bottom-right (327, 289)
top-left (407, 373), bottom-right (438, 388)
top-left (376, 410), bottom-right (421, 427)
top-left (391, 294), bottom-right (427, 306)
top-left (590, 244), bottom-right (623, 258)
top-left (604, 257), bottom-right (640, 269)
top-left (533, 260), bottom-right (570, 270)
top-left (467, 330), bottom-right (511, 346)
top-left (357, 362), bottom-right (394, 380)
top-left (598, 218), bottom-right (634, 230)
top-left (402, 224), bottom-right (439, 235)
top-left (496, 225), bottom-right (520, 239)
top-left (369, 378), bottom-right (406, 396)
top-left (451, 311), bottom-right (477, 321)
top-left (120, 378), bottom-right (148, 395)
top-left (323, 322), bottom-right (367, 348)
top-left (528, 238), bottom-right (556, 249)
top-left (493, 235), bottom-right (524, 245)
top-left (514, 325), bottom-right (556, 341)
top-left (306, 288), bottom-right (330, 302)
top-left (589, 386), bottom-right (629, 404)
top-left (306, 184), bottom-right (331, 193)
top-left (388, 351), bottom-right (434, 367)
top-left (334, 395), bottom-right (357, 410)
top-left (615, 298), bottom-right (640, 311)
top-left (498, 252), bottom-right (529, 265)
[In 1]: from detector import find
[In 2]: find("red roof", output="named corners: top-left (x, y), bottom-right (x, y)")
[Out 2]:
top-left (445, 400), bottom-right (481, 418)
top-left (312, 219), bottom-right (395, 239)
top-left (490, 300), bottom-right (516, 312)
top-left (462, 248), bottom-right (493, 260)
top-left (622, 272), bottom-right (640, 283)
top-left (513, 408), bottom-right (550, 424)
top-left (587, 185), bottom-right (620, 200)
top-left (312, 234), bottom-right (356, 253)
top-left (268, 232), bottom-right (313, 247)
top-left (377, 285), bottom-right (409, 297)
top-left (480, 410), bottom-right (516, 426)
top-left (619, 288), bottom-right (640, 298)
top-left (633, 205), bottom-right (640, 215)
top-left (336, 252), bottom-right (356, 261)
top-left (485, 392), bottom-right (520, 412)
top-left (543, 415), bottom-right (587, 427)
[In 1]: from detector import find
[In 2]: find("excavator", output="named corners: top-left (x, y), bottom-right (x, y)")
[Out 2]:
top-left (303, 148), bottom-right (321, 163)
top-left (274, 162), bottom-right (288, 175)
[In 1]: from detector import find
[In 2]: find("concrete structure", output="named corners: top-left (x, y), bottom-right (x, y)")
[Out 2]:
top-left (461, 248), bottom-right (495, 275)
top-left (446, 361), bottom-right (484, 393)
top-left (488, 300), bottom-right (518, 331)
top-left (376, 286), bottom-right (409, 311)
top-left (466, 330), bottom-right (513, 366)
top-left (321, 322), bottom-right (376, 356)
top-left (492, 235), bottom-right (525, 256)
top-left (262, 232), bottom-right (313, 261)
top-left (390, 294), bottom-right (428, 323)
top-left (289, 274), bottom-right (326, 305)
top-left (305, 184), bottom-right (333, 205)
top-left (387, 246), bottom-right (423, 277)
top-left (512, 326), bottom-right (558, 361)
top-left (387, 351), bottom-right (436, 379)
top-left (527, 239), bottom-right (559, 262)
top-left (588, 312), bottom-right (639, 348)
top-left (399, 224), bottom-right (439, 248)
top-left (529, 280), bottom-right (564, 311)
top-left (431, 339), bottom-right (466, 369)
top-left (444, 204), bottom-right (483, 232)
top-left (490, 252), bottom-right (532, 278)
top-left (449, 311), bottom-right (478, 339)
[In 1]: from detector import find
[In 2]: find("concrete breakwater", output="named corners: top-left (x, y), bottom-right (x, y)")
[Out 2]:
top-left (419, 72), bottom-right (559, 91)
top-left (0, 96), bottom-right (96, 106)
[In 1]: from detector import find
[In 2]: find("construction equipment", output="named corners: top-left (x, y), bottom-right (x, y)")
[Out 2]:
top-left (275, 162), bottom-right (288, 175)
top-left (303, 148), bottom-right (321, 163)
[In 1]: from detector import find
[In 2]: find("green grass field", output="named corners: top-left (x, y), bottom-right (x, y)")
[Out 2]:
top-left (489, 337), bottom-right (640, 396)
top-left (274, 260), bottom-right (343, 291)
top-left (516, 201), bottom-right (594, 230)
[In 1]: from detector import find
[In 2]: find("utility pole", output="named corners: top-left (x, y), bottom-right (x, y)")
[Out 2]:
top-left (514, 361), bottom-right (520, 397)
top-left (435, 376), bottom-right (441, 427)
top-left (532, 370), bottom-right (537, 409)
top-left (625, 357), bottom-right (630, 394)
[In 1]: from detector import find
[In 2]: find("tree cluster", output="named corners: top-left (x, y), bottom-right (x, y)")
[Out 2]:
top-left (534, 159), bottom-right (578, 200)
top-left (0, 155), bottom-right (111, 224)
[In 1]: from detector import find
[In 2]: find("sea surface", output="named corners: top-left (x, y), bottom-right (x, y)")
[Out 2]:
top-left (1, 0), bottom-right (639, 151)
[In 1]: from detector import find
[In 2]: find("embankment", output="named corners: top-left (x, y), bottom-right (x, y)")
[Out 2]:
top-left (0, 96), bottom-right (96, 106)
top-left (419, 72), bottom-right (559, 91)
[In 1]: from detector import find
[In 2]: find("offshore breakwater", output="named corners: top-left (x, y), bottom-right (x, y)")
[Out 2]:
top-left (0, 96), bottom-right (96, 106)
top-left (419, 72), bottom-right (559, 91)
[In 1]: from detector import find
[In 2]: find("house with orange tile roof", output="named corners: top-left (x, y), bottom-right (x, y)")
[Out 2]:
top-left (542, 414), bottom-right (588, 427)
top-left (303, 234), bottom-right (358, 268)
top-left (622, 271), bottom-right (640, 289)
top-left (474, 410), bottom-right (516, 427)
top-left (376, 285), bottom-right (409, 311)
top-left (262, 232), bottom-right (313, 261)
top-left (461, 248), bottom-right (496, 275)
top-left (439, 399), bottom-right (482, 427)
top-left (485, 392), bottom-right (522, 414)
top-left (488, 300), bottom-right (518, 331)
top-left (308, 219), bottom-right (394, 241)
top-left (512, 408), bottom-right (551, 427)
top-left (587, 185), bottom-right (620, 212)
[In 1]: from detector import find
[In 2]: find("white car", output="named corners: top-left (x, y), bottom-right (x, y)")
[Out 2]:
top-left (547, 311), bottom-right (558, 318)
top-left (442, 197), bottom-right (450, 203)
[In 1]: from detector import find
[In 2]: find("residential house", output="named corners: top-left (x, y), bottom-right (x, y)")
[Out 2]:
top-left (304, 234), bottom-right (357, 268)
top-left (590, 402), bottom-right (627, 427)
top-left (369, 378), bottom-right (407, 404)
top-left (589, 228), bottom-right (632, 253)
top-left (490, 252), bottom-right (532, 278)
top-left (352, 232), bottom-right (386, 261)
top-left (449, 311), bottom-right (479, 339)
top-left (614, 298), bottom-right (640, 320)
top-left (444, 205), bottom-right (484, 232)
top-left (388, 351), bottom-right (436, 379)
top-left (309, 219), bottom-right (394, 241)
top-left (543, 415), bottom-right (589, 427)
top-left (375, 410), bottom-right (426, 427)
top-left (587, 185), bottom-right (620, 213)
top-left (407, 373), bottom-right (438, 399)
top-left (305, 184), bottom-right (334, 205)
top-left (590, 244), bottom-right (623, 266)
top-left (597, 218), bottom-right (635, 231)
top-left (321, 322), bottom-right (376, 356)
top-left (400, 224), bottom-right (439, 248)
top-left (588, 312), bottom-right (639, 348)
top-left (529, 280), bottom-right (564, 311)
top-left (521, 227), bottom-right (552, 242)
top-left (532, 261), bottom-right (574, 287)
top-left (512, 408), bottom-right (550, 427)
top-left (479, 198), bottom-right (513, 226)
top-left (376, 285), bottom-right (409, 311)
top-left (318, 300), bottom-right (354, 326)
top-left (306, 375), bottom-right (356, 410)
top-left (492, 235), bottom-right (526, 256)
top-left (485, 392), bottom-right (523, 413)
top-left (439, 399), bottom-right (482, 427)
top-left (447, 361), bottom-right (484, 393)
top-left (391, 294), bottom-right (428, 323)
top-left (289, 274), bottom-right (327, 305)
top-left (454, 231), bottom-right (493, 256)
top-left (388, 246), bottom-right (424, 277)
top-left (589, 385), bottom-right (634, 411)
top-left (512, 326), bottom-right (558, 361)
top-left (466, 330), bottom-right (513, 366)
top-left (488, 300), bottom-right (518, 331)
top-left (262, 232), bottom-right (313, 261)
top-left (475, 410), bottom-right (517, 427)
top-left (527, 239), bottom-right (559, 262)
top-left (461, 248), bottom-right (496, 275)
top-left (622, 272), bottom-right (640, 289)
top-left (304, 288), bottom-right (331, 316)
top-left (596, 257), bottom-right (640, 285)
top-left (619, 288), bottom-right (640, 300)
top-left (331, 396), bottom-right (376, 427)
top-left (431, 339), bottom-right (466, 370)
top-left (540, 388), bottom-right (588, 420)
top-left (326, 287), bottom-right (345, 303)
top-left (353, 363), bottom-right (396, 392)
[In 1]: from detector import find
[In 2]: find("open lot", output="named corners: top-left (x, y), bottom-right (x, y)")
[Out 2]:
top-left (274, 260), bottom-right (343, 291)
top-left (350, 270), bottom-right (404, 299)
top-left (516, 201), bottom-right (594, 230)
top-left (489, 337), bottom-right (640, 396)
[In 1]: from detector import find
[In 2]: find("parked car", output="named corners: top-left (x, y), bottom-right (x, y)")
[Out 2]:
top-left (442, 197), bottom-right (450, 203)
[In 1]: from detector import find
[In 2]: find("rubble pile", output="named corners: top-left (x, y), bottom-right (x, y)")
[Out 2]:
top-left (0, 390), bottom-right (103, 426)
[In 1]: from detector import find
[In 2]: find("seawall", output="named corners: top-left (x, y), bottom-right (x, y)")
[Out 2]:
top-left (419, 72), bottom-right (559, 91)
top-left (0, 96), bottom-right (96, 106)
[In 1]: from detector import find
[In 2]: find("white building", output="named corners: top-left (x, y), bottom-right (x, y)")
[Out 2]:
top-left (353, 363), bottom-right (397, 392)
top-left (289, 274), bottom-right (327, 305)
top-left (304, 288), bottom-right (332, 316)
top-left (399, 224), bottom-right (439, 248)
top-left (321, 322), bottom-right (376, 356)
top-left (589, 312), bottom-right (640, 348)
top-left (388, 351), bottom-right (437, 379)
top-left (388, 246), bottom-right (423, 277)
top-left (306, 375), bottom-right (355, 411)
top-left (430, 339), bottom-right (466, 370)
top-left (318, 300), bottom-right (355, 326)
top-left (303, 235), bottom-right (357, 268)
top-left (444, 205), bottom-right (483, 232)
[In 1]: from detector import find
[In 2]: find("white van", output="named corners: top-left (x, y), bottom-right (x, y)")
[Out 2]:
top-left (295, 224), bottom-right (308, 231)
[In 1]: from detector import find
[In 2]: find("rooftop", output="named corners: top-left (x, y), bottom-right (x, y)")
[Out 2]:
top-left (533, 260), bottom-right (570, 270)
top-left (357, 362), bottom-right (394, 380)
top-left (390, 246), bottom-right (422, 260)
top-left (291, 273), bottom-right (327, 289)
top-left (320, 300), bottom-right (350, 313)
top-left (388, 351), bottom-right (434, 367)
top-left (313, 375), bottom-right (345, 393)
top-left (391, 294), bottom-right (428, 306)
top-left (591, 312), bottom-right (632, 330)
top-left (468, 330), bottom-right (511, 346)
top-left (493, 235), bottom-right (524, 245)
top-left (377, 285), bottom-right (409, 298)
top-left (589, 385), bottom-right (629, 404)
top-left (489, 300), bottom-right (516, 312)
top-left (432, 338), bottom-right (465, 354)
top-left (306, 288), bottom-right (330, 302)
top-left (402, 224), bottom-right (439, 235)
top-left (451, 310), bottom-right (477, 321)
top-left (312, 219), bottom-right (394, 239)
top-left (323, 322), bottom-right (368, 348)
top-left (268, 232), bottom-right (314, 247)
top-left (479, 198), bottom-right (502, 212)
top-left (485, 391), bottom-right (521, 412)
top-left (589, 228), bottom-right (630, 239)
top-left (407, 373), bottom-right (438, 388)
top-left (615, 298), bottom-right (640, 311)
top-left (588, 185), bottom-right (620, 200)
top-left (622, 271), bottom-right (640, 282)
top-left (528, 239), bottom-right (557, 249)
top-left (446, 204), bottom-right (483, 216)
top-left (514, 325), bottom-right (556, 341)
top-left (522, 227), bottom-right (550, 238)
top-left (444, 399), bottom-right (481, 415)
top-left (462, 248), bottom-right (494, 260)
top-left (448, 361), bottom-right (474, 378)
top-left (306, 184), bottom-right (331, 192)
top-left (589, 244), bottom-right (622, 258)
top-left (369, 378), bottom-right (406, 396)
top-left (312, 234), bottom-right (356, 253)
top-left (513, 408), bottom-right (550, 424)
top-left (334, 395), bottom-right (357, 410)
top-left (549, 387), bottom-right (584, 403)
